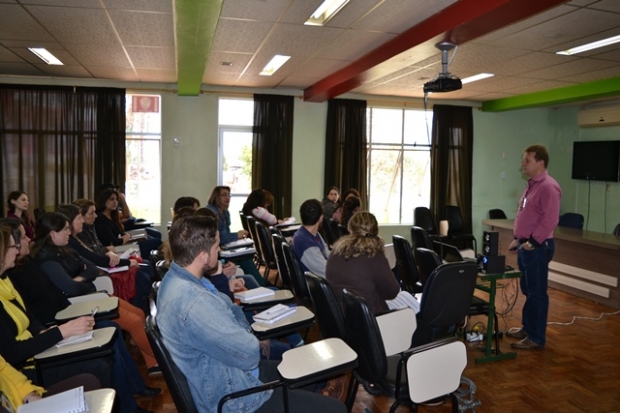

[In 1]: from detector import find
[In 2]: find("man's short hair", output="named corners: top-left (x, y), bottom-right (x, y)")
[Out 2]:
top-left (299, 199), bottom-right (323, 226)
top-left (524, 144), bottom-right (549, 168)
top-left (169, 216), bottom-right (218, 267)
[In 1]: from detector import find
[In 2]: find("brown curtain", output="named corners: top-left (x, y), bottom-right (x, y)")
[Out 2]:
top-left (0, 85), bottom-right (126, 212)
top-left (324, 98), bottom-right (367, 205)
top-left (252, 94), bottom-right (294, 218)
top-left (430, 104), bottom-right (474, 232)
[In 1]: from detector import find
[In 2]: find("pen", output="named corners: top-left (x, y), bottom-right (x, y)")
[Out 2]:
top-left (91, 306), bottom-right (99, 317)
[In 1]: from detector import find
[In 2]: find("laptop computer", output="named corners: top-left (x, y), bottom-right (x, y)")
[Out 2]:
top-left (432, 240), bottom-right (466, 263)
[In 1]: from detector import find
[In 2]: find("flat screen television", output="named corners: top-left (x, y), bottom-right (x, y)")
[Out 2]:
top-left (572, 140), bottom-right (620, 182)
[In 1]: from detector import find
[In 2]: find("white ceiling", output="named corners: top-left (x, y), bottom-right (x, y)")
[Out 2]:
top-left (1, 0), bottom-right (620, 104)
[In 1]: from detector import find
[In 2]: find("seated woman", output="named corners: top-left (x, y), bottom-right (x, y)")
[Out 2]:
top-left (326, 211), bottom-right (419, 314)
top-left (0, 354), bottom-right (100, 411)
top-left (332, 188), bottom-right (360, 223)
top-left (0, 224), bottom-right (111, 394)
top-left (58, 203), bottom-right (152, 311)
top-left (339, 196), bottom-right (361, 228)
top-left (19, 214), bottom-right (160, 378)
top-left (6, 191), bottom-right (35, 241)
top-left (207, 186), bottom-right (267, 286)
top-left (93, 189), bottom-right (161, 260)
top-left (242, 189), bottom-right (282, 226)
top-left (322, 187), bottom-right (340, 219)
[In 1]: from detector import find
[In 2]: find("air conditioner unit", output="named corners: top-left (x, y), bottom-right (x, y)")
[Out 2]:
top-left (577, 105), bottom-right (620, 127)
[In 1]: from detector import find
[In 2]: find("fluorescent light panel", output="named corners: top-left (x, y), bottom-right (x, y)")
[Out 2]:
top-left (260, 55), bottom-right (291, 76)
top-left (556, 34), bottom-right (620, 55)
top-left (461, 73), bottom-right (494, 84)
top-left (305, 0), bottom-right (350, 26)
top-left (28, 47), bottom-right (63, 65)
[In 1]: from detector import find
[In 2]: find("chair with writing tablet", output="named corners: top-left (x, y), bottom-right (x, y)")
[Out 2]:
top-left (255, 221), bottom-right (279, 284)
top-left (271, 231), bottom-right (294, 291)
top-left (281, 243), bottom-right (312, 308)
top-left (392, 235), bottom-right (424, 293)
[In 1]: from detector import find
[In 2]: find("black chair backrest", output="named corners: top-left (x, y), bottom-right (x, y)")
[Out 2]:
top-left (305, 272), bottom-right (347, 340)
top-left (255, 221), bottom-right (276, 268)
top-left (337, 224), bottom-right (349, 237)
top-left (145, 316), bottom-right (198, 413)
top-left (150, 248), bottom-right (164, 264)
top-left (342, 290), bottom-right (388, 383)
top-left (392, 235), bottom-right (422, 292)
top-left (271, 232), bottom-right (293, 290)
top-left (445, 205), bottom-right (464, 234)
top-left (488, 209), bottom-right (507, 219)
top-left (246, 216), bottom-right (264, 264)
top-left (327, 218), bottom-right (342, 243)
top-left (419, 262), bottom-right (478, 334)
top-left (558, 213), bottom-right (584, 230)
top-left (414, 207), bottom-right (437, 235)
top-left (281, 242), bottom-right (311, 305)
top-left (239, 211), bottom-right (249, 232)
top-left (415, 247), bottom-right (442, 285)
top-left (320, 221), bottom-right (334, 247)
top-left (155, 260), bottom-right (169, 279)
top-left (411, 226), bottom-right (432, 250)
top-left (613, 223), bottom-right (620, 236)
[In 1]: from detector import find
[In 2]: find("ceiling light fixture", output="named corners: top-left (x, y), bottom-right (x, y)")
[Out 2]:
top-left (260, 55), bottom-right (291, 76)
top-left (556, 34), bottom-right (620, 55)
top-left (28, 47), bottom-right (63, 65)
top-left (305, 0), bottom-right (350, 26)
top-left (461, 73), bottom-right (494, 84)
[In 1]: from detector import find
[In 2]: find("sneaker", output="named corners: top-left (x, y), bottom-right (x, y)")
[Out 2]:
top-left (506, 328), bottom-right (527, 340)
top-left (148, 366), bottom-right (162, 377)
top-left (510, 337), bottom-right (543, 350)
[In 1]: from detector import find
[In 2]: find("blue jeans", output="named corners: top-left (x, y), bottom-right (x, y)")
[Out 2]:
top-left (97, 320), bottom-right (148, 413)
top-left (517, 239), bottom-right (555, 346)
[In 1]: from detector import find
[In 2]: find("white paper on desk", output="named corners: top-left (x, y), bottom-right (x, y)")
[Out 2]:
top-left (55, 332), bottom-right (94, 348)
top-left (221, 238), bottom-right (254, 250)
top-left (253, 304), bottom-right (296, 324)
top-left (118, 247), bottom-right (139, 259)
top-left (18, 386), bottom-right (87, 413)
top-left (219, 247), bottom-right (256, 258)
top-left (281, 217), bottom-right (296, 225)
top-left (234, 287), bottom-right (275, 302)
top-left (96, 265), bottom-right (129, 274)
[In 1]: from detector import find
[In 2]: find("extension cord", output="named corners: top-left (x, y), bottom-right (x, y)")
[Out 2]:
top-left (466, 333), bottom-right (483, 342)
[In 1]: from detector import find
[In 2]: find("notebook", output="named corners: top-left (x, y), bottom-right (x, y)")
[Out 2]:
top-left (55, 332), bottom-right (94, 348)
top-left (253, 304), bottom-right (296, 324)
top-left (234, 287), bottom-right (275, 302)
top-left (18, 386), bottom-right (87, 413)
top-left (96, 265), bottom-right (129, 273)
top-left (221, 238), bottom-right (254, 250)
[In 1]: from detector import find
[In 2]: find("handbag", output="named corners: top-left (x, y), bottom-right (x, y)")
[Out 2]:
top-left (109, 265), bottom-right (138, 301)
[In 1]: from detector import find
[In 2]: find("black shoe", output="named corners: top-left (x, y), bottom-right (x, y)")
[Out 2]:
top-left (135, 386), bottom-right (162, 397)
top-left (506, 328), bottom-right (527, 340)
top-left (510, 337), bottom-right (543, 350)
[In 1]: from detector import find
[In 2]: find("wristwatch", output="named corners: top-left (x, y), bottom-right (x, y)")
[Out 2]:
top-left (525, 241), bottom-right (533, 249)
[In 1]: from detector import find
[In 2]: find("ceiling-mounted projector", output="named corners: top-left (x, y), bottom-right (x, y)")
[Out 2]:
top-left (423, 42), bottom-right (462, 93)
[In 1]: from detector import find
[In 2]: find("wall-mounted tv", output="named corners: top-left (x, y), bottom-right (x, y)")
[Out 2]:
top-left (572, 140), bottom-right (620, 182)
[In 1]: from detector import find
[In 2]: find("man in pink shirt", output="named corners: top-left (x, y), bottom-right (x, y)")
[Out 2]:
top-left (507, 144), bottom-right (561, 350)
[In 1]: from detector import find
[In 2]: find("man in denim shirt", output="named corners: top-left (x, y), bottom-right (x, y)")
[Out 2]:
top-left (157, 216), bottom-right (345, 413)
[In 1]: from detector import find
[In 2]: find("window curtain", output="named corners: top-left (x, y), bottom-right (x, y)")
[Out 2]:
top-left (324, 98), bottom-right (367, 205)
top-left (252, 94), bottom-right (294, 218)
top-left (429, 104), bottom-right (474, 232)
top-left (0, 85), bottom-right (126, 213)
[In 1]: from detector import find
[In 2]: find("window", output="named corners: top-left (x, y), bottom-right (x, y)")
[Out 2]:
top-left (218, 98), bottom-right (254, 230)
top-left (125, 94), bottom-right (161, 224)
top-left (366, 107), bottom-right (432, 224)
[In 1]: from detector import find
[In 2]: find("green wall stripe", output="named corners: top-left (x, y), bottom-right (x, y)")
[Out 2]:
top-left (482, 76), bottom-right (620, 112)
top-left (175, 0), bottom-right (223, 96)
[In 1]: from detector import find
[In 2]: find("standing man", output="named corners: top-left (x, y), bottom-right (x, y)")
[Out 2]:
top-left (507, 145), bottom-right (562, 350)
top-left (157, 216), bottom-right (345, 413)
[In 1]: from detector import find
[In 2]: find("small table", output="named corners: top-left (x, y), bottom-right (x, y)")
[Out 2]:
top-left (277, 224), bottom-right (301, 237)
top-left (85, 388), bottom-right (116, 413)
top-left (239, 290), bottom-right (295, 311)
top-left (34, 327), bottom-right (117, 386)
top-left (475, 270), bottom-right (521, 364)
top-left (278, 338), bottom-right (357, 387)
top-left (251, 306), bottom-right (315, 340)
top-left (55, 296), bottom-right (119, 322)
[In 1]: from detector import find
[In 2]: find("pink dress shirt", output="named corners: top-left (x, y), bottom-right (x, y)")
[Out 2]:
top-left (513, 171), bottom-right (562, 245)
